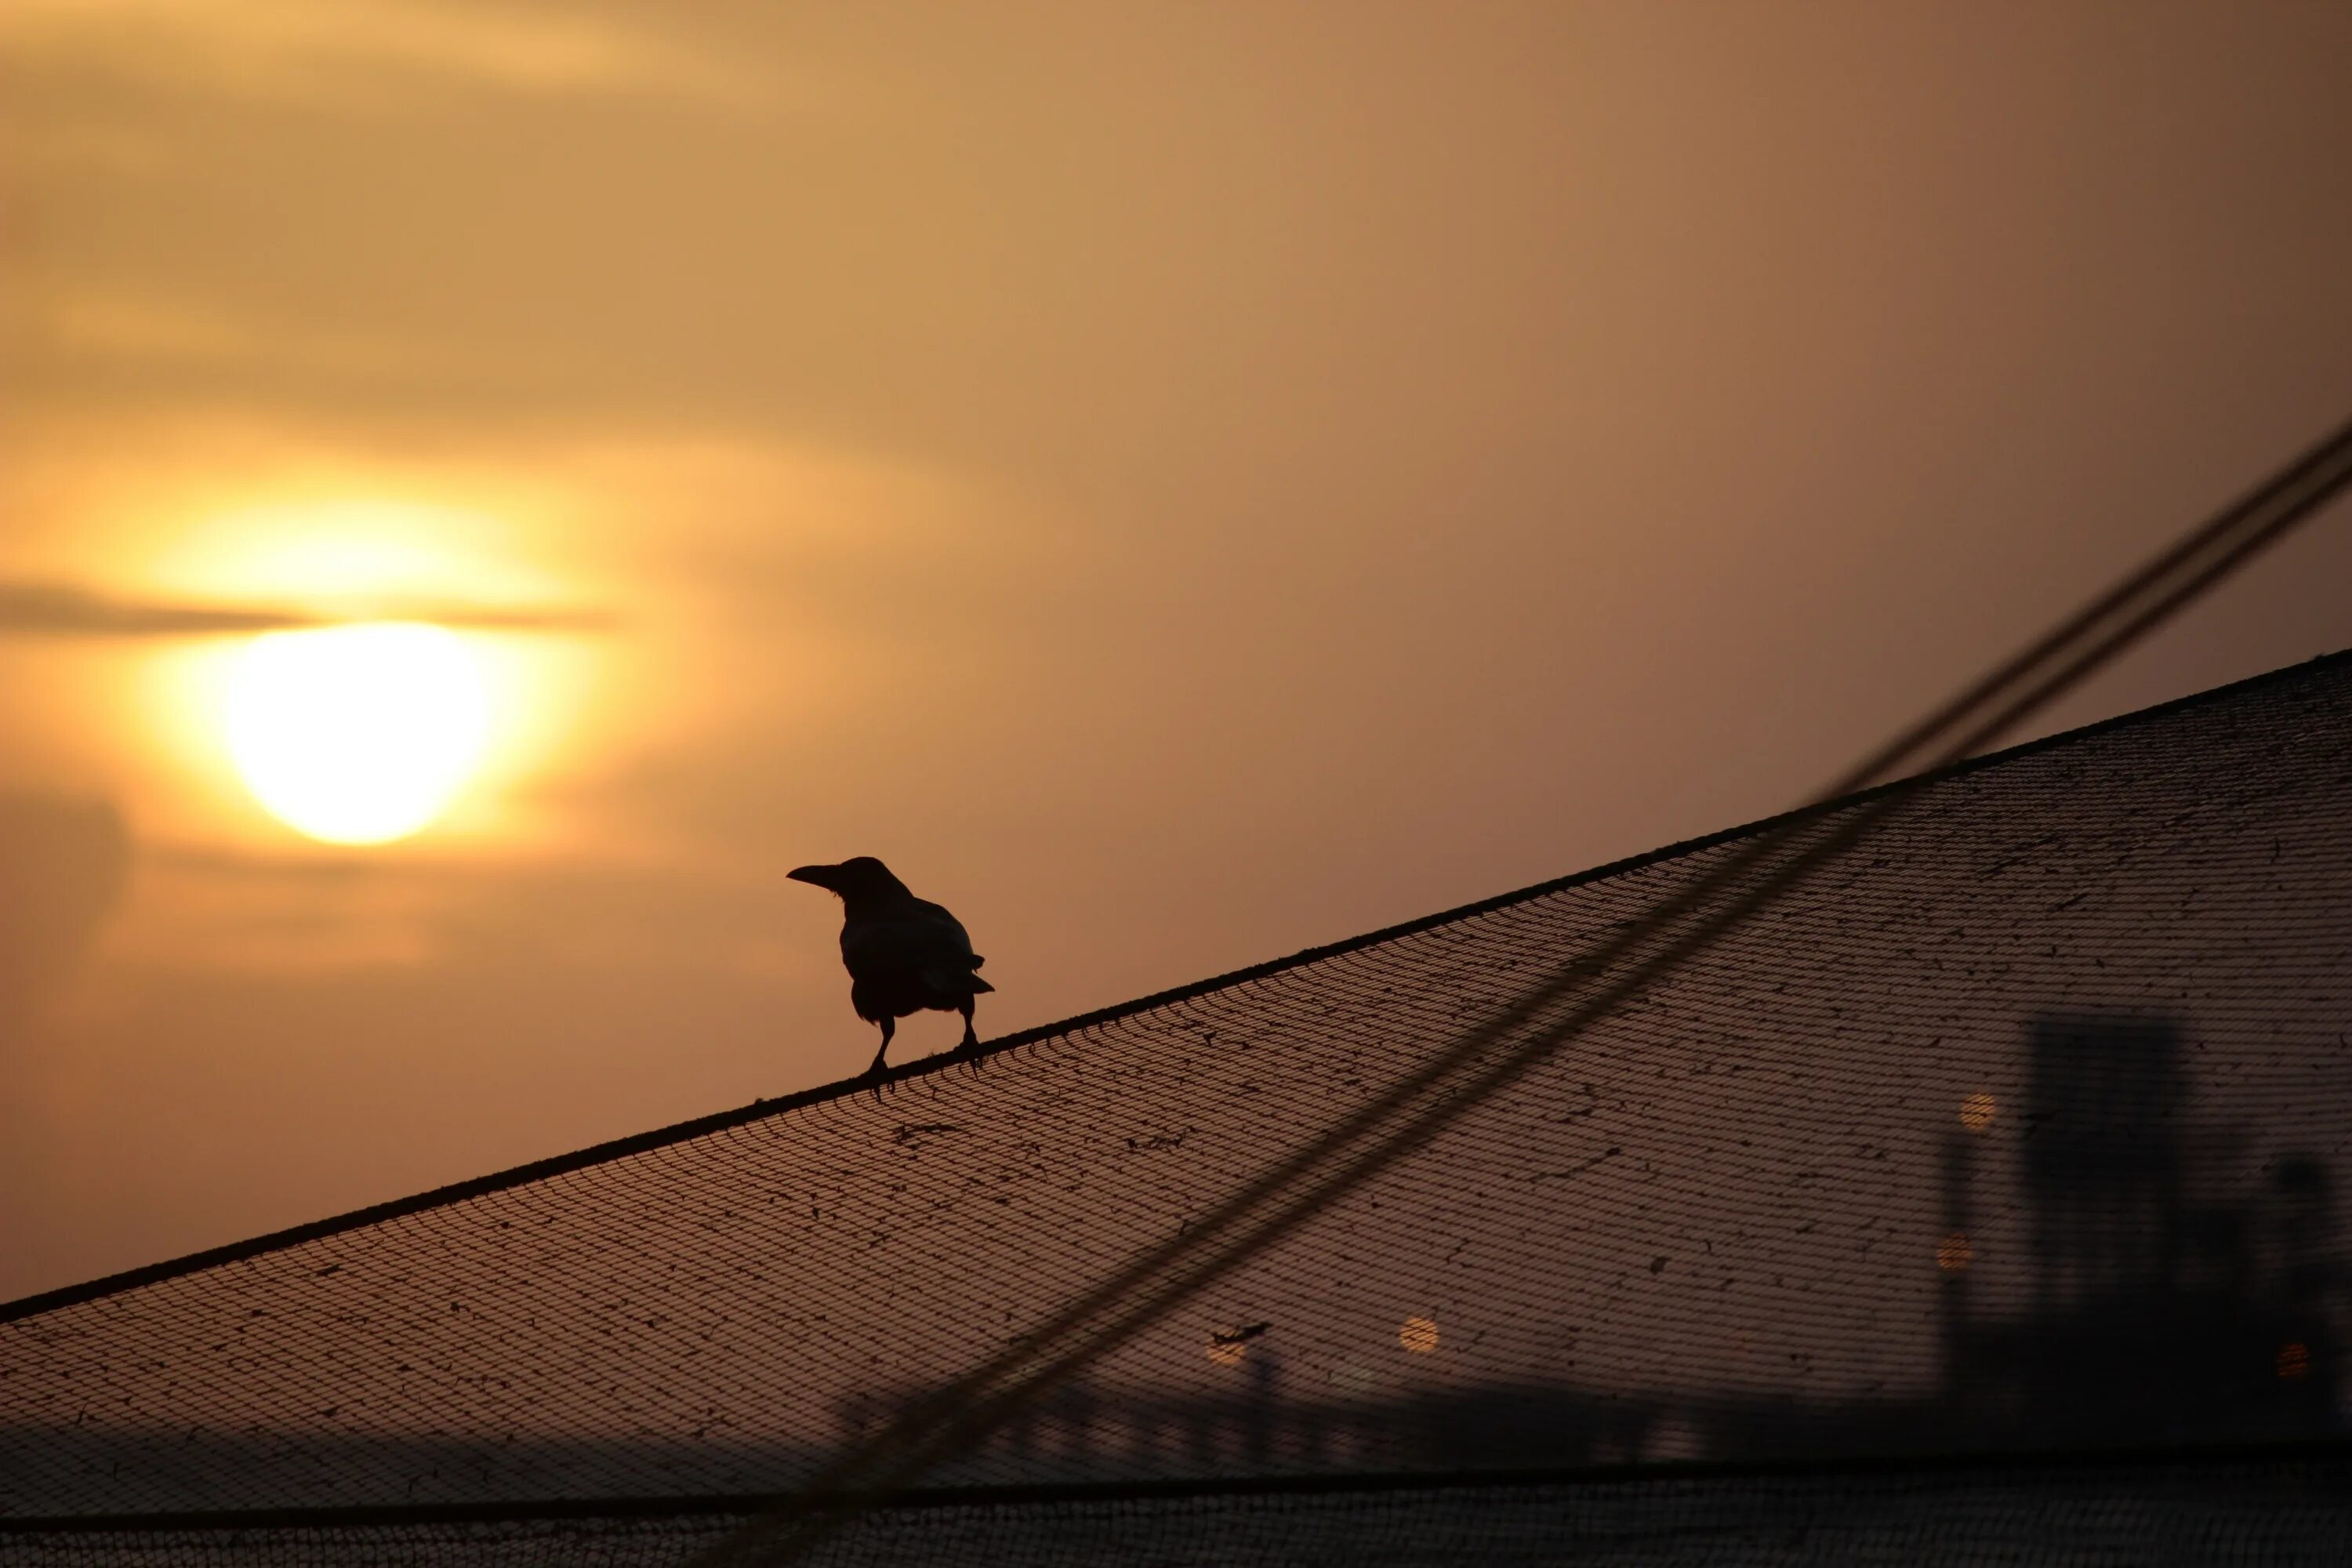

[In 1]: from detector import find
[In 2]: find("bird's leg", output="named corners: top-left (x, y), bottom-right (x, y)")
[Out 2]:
top-left (957, 996), bottom-right (979, 1052)
top-left (867, 1017), bottom-right (895, 1077)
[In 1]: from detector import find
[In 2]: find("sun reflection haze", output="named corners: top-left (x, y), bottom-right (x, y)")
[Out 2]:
top-left (155, 499), bottom-right (564, 613)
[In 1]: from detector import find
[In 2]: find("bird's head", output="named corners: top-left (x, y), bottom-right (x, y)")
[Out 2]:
top-left (786, 856), bottom-right (909, 909)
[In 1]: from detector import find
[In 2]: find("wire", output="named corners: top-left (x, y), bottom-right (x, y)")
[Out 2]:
top-left (694, 414), bottom-right (2352, 1566)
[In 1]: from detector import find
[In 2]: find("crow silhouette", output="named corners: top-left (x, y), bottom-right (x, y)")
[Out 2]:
top-left (787, 857), bottom-right (992, 1074)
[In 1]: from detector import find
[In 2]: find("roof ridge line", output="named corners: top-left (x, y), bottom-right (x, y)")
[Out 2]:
top-left (5, 646), bottom-right (2343, 1324)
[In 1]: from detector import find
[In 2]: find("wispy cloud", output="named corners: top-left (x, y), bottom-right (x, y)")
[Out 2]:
top-left (0, 0), bottom-right (777, 113)
top-left (40, 292), bottom-right (472, 383)
top-left (0, 582), bottom-right (615, 639)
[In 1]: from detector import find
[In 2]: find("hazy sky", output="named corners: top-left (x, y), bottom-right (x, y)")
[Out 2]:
top-left (3, 2), bottom-right (2349, 1304)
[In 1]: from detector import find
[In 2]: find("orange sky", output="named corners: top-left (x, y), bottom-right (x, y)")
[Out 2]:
top-left (3, 2), bottom-right (2350, 1304)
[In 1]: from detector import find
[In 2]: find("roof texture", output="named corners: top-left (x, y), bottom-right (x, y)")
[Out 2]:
top-left (5, 653), bottom-right (2350, 1528)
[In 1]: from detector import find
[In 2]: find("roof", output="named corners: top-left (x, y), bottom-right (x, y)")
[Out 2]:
top-left (7, 651), bottom-right (2351, 1523)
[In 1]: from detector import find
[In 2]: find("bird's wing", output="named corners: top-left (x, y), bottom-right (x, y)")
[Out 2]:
top-left (841, 900), bottom-right (988, 1007)
top-left (904, 899), bottom-right (983, 967)
top-left (841, 901), bottom-right (983, 979)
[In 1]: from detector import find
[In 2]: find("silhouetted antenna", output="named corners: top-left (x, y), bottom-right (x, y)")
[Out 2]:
top-left (688, 414), bottom-right (2352, 1566)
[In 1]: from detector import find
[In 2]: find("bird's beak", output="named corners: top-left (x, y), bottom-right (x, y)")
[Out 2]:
top-left (786, 863), bottom-right (840, 892)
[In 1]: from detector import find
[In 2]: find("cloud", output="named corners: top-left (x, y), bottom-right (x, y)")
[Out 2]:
top-left (0, 793), bottom-right (129, 1014)
top-left (42, 293), bottom-right (464, 383)
top-left (0, 793), bottom-right (132, 1301)
top-left (0, 582), bottom-right (616, 639)
top-left (0, 0), bottom-right (776, 113)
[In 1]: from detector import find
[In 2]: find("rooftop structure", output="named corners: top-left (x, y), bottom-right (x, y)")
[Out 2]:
top-left (8, 652), bottom-right (2351, 1563)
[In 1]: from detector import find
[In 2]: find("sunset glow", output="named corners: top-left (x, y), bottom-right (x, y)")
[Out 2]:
top-left (223, 622), bottom-right (492, 844)
top-left (5, 0), bottom-right (2347, 1337)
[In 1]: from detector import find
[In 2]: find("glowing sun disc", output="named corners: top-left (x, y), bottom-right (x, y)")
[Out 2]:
top-left (224, 622), bottom-right (492, 844)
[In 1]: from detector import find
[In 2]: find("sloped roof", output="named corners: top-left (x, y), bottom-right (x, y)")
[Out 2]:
top-left (6, 652), bottom-right (2351, 1524)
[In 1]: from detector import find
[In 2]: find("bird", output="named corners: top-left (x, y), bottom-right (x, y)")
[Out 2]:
top-left (786, 857), bottom-right (993, 1075)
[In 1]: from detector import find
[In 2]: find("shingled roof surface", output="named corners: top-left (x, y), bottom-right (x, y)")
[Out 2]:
top-left (6, 653), bottom-right (2350, 1526)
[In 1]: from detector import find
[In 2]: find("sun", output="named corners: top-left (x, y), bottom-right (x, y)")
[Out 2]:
top-left (223, 622), bottom-right (493, 845)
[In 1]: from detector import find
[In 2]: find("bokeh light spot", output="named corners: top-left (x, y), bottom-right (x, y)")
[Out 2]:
top-left (1959, 1092), bottom-right (1998, 1132)
top-left (1936, 1232), bottom-right (1973, 1272)
top-left (1399, 1316), bottom-right (1439, 1353)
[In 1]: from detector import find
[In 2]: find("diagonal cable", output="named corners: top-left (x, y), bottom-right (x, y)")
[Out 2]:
top-left (694, 413), bottom-right (2352, 1566)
